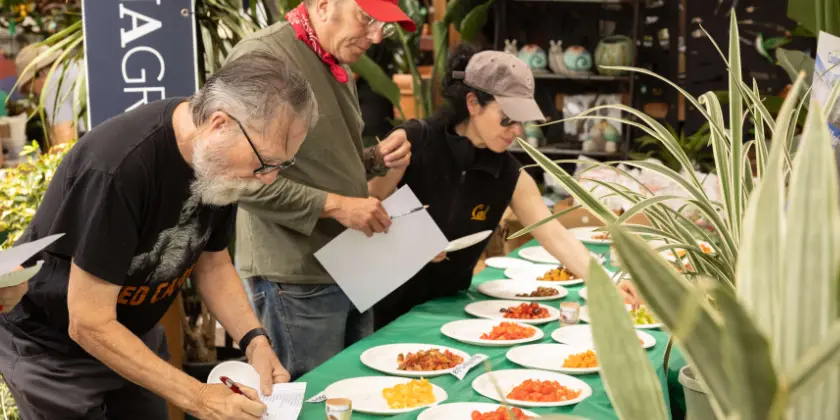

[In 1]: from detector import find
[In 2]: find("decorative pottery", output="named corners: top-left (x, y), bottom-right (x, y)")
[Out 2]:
top-left (518, 44), bottom-right (548, 72)
top-left (548, 40), bottom-right (564, 74)
top-left (523, 122), bottom-right (544, 147)
top-left (504, 39), bottom-right (519, 56)
top-left (594, 35), bottom-right (635, 76)
top-left (563, 46), bottom-right (593, 72)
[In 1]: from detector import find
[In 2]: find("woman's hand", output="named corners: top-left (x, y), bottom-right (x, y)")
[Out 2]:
top-left (617, 279), bottom-right (642, 309)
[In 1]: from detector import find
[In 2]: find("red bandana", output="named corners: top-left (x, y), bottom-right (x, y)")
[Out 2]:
top-left (285, 4), bottom-right (349, 83)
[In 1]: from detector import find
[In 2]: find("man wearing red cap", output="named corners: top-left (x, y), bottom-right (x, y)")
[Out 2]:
top-left (225, 0), bottom-right (416, 379)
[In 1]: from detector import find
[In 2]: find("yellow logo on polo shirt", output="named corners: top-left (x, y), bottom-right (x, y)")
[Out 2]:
top-left (471, 204), bottom-right (489, 221)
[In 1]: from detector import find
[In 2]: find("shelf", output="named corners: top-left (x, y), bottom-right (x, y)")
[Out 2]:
top-left (508, 145), bottom-right (623, 158)
top-left (532, 72), bottom-right (630, 81)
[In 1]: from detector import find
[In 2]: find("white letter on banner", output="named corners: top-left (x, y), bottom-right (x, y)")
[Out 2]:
top-left (124, 87), bottom-right (166, 111)
top-left (122, 46), bottom-right (166, 83)
top-left (119, 4), bottom-right (163, 48)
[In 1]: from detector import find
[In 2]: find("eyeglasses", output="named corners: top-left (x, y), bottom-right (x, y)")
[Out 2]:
top-left (225, 113), bottom-right (296, 175)
top-left (361, 10), bottom-right (396, 38)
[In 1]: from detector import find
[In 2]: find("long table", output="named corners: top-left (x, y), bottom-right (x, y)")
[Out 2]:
top-left (296, 240), bottom-right (687, 419)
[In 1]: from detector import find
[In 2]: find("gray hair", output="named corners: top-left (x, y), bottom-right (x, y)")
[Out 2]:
top-left (188, 50), bottom-right (318, 138)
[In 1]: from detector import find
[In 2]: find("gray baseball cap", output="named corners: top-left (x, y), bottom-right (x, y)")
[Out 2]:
top-left (453, 50), bottom-right (545, 123)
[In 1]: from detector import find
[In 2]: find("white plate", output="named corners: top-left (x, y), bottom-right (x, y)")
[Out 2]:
top-left (579, 305), bottom-right (663, 329)
top-left (447, 230), bottom-right (494, 252)
top-left (418, 402), bottom-right (540, 420)
top-left (471, 369), bottom-right (592, 408)
top-left (465, 300), bottom-right (560, 325)
top-left (507, 343), bottom-right (600, 374)
top-left (504, 264), bottom-right (584, 286)
top-left (569, 226), bottom-right (612, 245)
top-left (484, 257), bottom-right (533, 270)
top-left (322, 376), bottom-right (448, 415)
top-left (518, 246), bottom-right (560, 264)
top-left (440, 319), bottom-right (544, 347)
top-left (578, 287), bottom-right (587, 300)
top-left (360, 343), bottom-right (470, 377)
top-left (519, 246), bottom-right (607, 265)
top-left (477, 280), bottom-right (568, 301)
top-left (551, 324), bottom-right (656, 350)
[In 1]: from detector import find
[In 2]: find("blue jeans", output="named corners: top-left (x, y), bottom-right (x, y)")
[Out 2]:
top-left (249, 277), bottom-right (373, 380)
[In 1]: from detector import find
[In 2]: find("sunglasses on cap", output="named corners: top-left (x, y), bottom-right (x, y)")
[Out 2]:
top-left (224, 112), bottom-right (296, 175)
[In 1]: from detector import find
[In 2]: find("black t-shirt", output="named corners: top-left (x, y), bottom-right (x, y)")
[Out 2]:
top-left (4, 98), bottom-right (235, 355)
top-left (376, 117), bottom-right (521, 320)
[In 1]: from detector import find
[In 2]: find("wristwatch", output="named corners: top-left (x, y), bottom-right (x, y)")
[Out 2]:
top-left (239, 327), bottom-right (272, 351)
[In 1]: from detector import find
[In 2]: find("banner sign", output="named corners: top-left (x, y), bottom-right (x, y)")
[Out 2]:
top-left (82, 0), bottom-right (199, 128)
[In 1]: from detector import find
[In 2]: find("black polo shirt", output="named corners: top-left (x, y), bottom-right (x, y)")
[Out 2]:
top-left (374, 117), bottom-right (521, 328)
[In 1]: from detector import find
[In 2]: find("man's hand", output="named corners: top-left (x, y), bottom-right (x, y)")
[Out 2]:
top-left (195, 382), bottom-right (267, 420)
top-left (0, 266), bottom-right (28, 313)
top-left (324, 194), bottom-right (391, 237)
top-left (246, 336), bottom-right (289, 396)
top-left (378, 129), bottom-right (411, 170)
top-left (617, 279), bottom-right (642, 309)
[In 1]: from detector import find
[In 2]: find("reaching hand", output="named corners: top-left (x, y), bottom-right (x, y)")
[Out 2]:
top-left (617, 279), bottom-right (642, 309)
top-left (247, 336), bottom-right (290, 396)
top-left (378, 129), bottom-right (411, 170)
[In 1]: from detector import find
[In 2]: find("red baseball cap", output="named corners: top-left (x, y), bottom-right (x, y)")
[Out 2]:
top-left (355, 0), bottom-right (417, 32)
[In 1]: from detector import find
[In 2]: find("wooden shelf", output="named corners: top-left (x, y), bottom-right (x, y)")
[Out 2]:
top-left (508, 145), bottom-right (622, 158)
top-left (533, 72), bottom-right (630, 81)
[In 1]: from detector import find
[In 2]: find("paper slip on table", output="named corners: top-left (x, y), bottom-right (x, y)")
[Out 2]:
top-left (295, 239), bottom-right (688, 419)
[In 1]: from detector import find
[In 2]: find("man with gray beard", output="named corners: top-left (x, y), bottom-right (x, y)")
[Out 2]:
top-left (0, 51), bottom-right (317, 420)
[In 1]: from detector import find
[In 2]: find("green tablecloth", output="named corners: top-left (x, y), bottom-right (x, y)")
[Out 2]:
top-left (296, 241), bottom-right (686, 419)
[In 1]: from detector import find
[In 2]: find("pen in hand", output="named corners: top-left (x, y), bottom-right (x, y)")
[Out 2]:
top-left (220, 376), bottom-right (253, 401)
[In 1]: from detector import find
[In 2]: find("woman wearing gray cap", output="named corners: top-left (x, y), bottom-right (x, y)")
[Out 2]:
top-left (370, 44), bottom-right (640, 329)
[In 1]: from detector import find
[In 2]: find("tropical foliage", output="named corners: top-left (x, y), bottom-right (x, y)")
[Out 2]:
top-left (514, 12), bottom-right (840, 419)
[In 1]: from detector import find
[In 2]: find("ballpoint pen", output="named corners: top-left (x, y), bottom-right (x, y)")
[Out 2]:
top-left (390, 205), bottom-right (430, 220)
top-left (220, 376), bottom-right (253, 401)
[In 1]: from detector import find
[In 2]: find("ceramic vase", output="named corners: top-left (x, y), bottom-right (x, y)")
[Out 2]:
top-left (594, 35), bottom-right (635, 76)
top-left (504, 39), bottom-right (519, 56)
top-left (548, 40), bottom-right (565, 74)
top-left (517, 44), bottom-right (548, 73)
top-left (563, 46), bottom-right (593, 72)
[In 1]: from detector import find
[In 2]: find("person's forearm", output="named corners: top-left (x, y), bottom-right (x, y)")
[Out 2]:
top-left (368, 167), bottom-right (405, 201)
top-left (70, 320), bottom-right (203, 415)
top-left (51, 122), bottom-right (77, 145)
top-left (194, 259), bottom-right (262, 344)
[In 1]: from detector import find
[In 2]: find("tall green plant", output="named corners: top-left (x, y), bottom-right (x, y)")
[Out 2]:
top-left (350, 0), bottom-right (495, 121)
top-left (514, 11), bottom-right (840, 419)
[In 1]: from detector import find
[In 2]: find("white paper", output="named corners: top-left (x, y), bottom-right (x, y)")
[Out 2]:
top-left (451, 353), bottom-right (489, 380)
top-left (259, 383), bottom-right (306, 420)
top-left (314, 185), bottom-right (449, 313)
top-left (0, 261), bottom-right (44, 287)
top-left (0, 233), bottom-right (63, 274)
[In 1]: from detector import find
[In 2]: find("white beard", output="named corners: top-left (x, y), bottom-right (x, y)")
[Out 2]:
top-left (191, 137), bottom-right (264, 206)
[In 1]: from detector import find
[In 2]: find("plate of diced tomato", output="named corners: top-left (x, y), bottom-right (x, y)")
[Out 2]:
top-left (472, 369), bottom-right (592, 408)
top-left (440, 319), bottom-right (544, 347)
top-left (417, 402), bottom-right (539, 420)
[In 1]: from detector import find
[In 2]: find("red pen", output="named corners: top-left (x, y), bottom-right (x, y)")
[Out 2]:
top-left (220, 376), bottom-right (253, 400)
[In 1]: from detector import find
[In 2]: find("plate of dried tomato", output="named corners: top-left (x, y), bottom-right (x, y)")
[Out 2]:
top-left (465, 301), bottom-right (560, 325)
top-left (417, 402), bottom-right (539, 420)
top-left (360, 343), bottom-right (471, 377)
top-left (472, 369), bottom-right (592, 407)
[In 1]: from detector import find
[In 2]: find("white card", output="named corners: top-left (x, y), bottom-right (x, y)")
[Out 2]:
top-left (0, 233), bottom-right (63, 274)
top-left (314, 185), bottom-right (448, 313)
top-left (207, 362), bottom-right (305, 420)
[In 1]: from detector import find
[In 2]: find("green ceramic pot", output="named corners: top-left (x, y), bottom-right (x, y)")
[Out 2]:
top-left (594, 35), bottom-right (635, 76)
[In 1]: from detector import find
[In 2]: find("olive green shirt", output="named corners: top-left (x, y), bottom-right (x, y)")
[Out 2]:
top-left (226, 22), bottom-right (371, 284)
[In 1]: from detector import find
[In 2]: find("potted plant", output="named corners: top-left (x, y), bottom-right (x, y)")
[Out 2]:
top-left (513, 12), bottom-right (840, 419)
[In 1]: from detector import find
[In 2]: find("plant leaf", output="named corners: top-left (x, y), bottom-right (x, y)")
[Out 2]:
top-left (349, 55), bottom-right (405, 120)
top-left (507, 205), bottom-right (582, 239)
top-left (586, 258), bottom-right (669, 420)
top-left (776, 48), bottom-right (815, 87)
top-left (728, 13), bottom-right (744, 244)
top-left (781, 101), bottom-right (840, 419)
top-left (788, 320), bottom-right (840, 401)
top-left (459, 0), bottom-right (494, 42)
